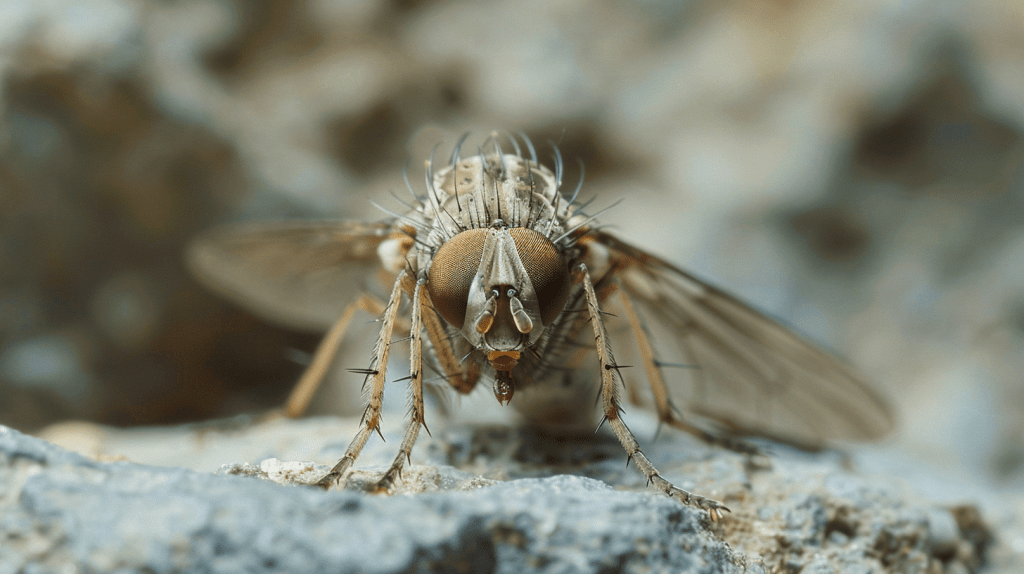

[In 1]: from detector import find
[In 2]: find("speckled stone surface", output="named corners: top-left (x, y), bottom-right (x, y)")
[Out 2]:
top-left (2, 425), bottom-right (746, 574)
top-left (6, 416), bottom-right (1017, 573)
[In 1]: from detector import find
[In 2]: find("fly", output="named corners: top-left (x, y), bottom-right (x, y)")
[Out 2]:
top-left (188, 133), bottom-right (894, 520)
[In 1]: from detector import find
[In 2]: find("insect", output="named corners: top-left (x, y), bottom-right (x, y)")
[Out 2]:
top-left (188, 133), bottom-right (894, 519)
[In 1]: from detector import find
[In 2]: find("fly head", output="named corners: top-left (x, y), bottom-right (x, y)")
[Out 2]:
top-left (426, 223), bottom-right (571, 404)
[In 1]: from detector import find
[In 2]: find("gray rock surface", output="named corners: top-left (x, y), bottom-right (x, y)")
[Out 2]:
top-left (2, 424), bottom-right (743, 574)
top-left (6, 415), bottom-right (1017, 573)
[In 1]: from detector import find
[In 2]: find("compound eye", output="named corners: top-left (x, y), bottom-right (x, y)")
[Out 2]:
top-left (510, 228), bottom-right (570, 325)
top-left (426, 229), bottom-right (487, 328)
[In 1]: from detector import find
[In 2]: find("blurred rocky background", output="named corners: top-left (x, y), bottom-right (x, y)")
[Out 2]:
top-left (4, 0), bottom-right (1024, 537)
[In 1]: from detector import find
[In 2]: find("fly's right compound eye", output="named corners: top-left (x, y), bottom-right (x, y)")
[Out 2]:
top-left (426, 229), bottom-right (488, 328)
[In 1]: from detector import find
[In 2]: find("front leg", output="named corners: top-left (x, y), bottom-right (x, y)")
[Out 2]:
top-left (420, 292), bottom-right (481, 395)
top-left (316, 269), bottom-right (410, 488)
top-left (576, 264), bottom-right (730, 521)
top-left (376, 279), bottom-right (427, 491)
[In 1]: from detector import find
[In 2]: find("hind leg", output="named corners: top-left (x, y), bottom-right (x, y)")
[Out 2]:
top-left (617, 286), bottom-right (762, 457)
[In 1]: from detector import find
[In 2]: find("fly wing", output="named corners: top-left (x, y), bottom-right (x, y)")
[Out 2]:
top-left (188, 220), bottom-right (395, 332)
top-left (594, 231), bottom-right (894, 444)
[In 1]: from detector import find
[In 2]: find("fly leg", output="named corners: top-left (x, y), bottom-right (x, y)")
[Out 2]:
top-left (316, 270), bottom-right (410, 488)
top-left (371, 283), bottom-right (482, 490)
top-left (578, 264), bottom-right (730, 520)
top-left (421, 292), bottom-right (481, 395)
top-left (375, 279), bottom-right (427, 491)
top-left (617, 287), bottom-right (761, 457)
top-left (285, 293), bottom-right (389, 418)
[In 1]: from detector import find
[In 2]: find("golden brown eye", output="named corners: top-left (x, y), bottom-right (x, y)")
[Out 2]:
top-left (510, 228), bottom-right (570, 325)
top-left (427, 229), bottom-right (487, 328)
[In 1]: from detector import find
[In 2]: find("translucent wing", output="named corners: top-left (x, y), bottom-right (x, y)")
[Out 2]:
top-left (596, 231), bottom-right (894, 444)
top-left (188, 220), bottom-right (395, 332)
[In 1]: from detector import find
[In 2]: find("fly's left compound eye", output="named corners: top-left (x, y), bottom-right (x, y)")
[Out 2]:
top-left (426, 229), bottom-right (488, 328)
top-left (510, 228), bottom-right (571, 326)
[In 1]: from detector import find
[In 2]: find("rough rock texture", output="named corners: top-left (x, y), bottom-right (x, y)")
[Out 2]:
top-left (8, 414), bottom-right (1020, 573)
top-left (2, 424), bottom-right (742, 574)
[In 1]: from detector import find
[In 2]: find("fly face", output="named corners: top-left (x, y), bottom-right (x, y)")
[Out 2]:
top-left (426, 225), bottom-right (571, 404)
top-left (188, 133), bottom-right (894, 520)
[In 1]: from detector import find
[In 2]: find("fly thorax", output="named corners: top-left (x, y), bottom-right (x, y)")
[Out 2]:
top-left (431, 153), bottom-right (561, 231)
